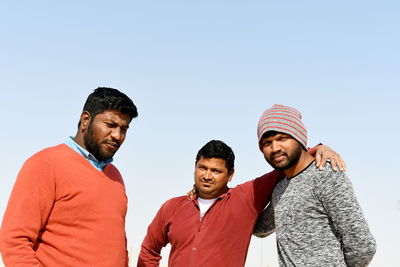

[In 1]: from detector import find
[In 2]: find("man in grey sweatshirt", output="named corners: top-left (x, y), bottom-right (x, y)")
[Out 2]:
top-left (253, 104), bottom-right (376, 266)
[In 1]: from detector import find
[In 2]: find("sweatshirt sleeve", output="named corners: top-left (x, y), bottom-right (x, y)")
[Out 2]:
top-left (253, 203), bottom-right (275, 238)
top-left (317, 171), bottom-right (377, 267)
top-left (0, 155), bottom-right (56, 266)
top-left (137, 202), bottom-right (170, 267)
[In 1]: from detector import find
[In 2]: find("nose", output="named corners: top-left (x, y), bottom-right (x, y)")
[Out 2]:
top-left (203, 170), bottom-right (213, 180)
top-left (110, 128), bottom-right (124, 143)
top-left (270, 141), bottom-right (280, 153)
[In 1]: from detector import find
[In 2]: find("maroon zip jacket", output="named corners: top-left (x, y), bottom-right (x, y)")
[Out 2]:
top-left (138, 171), bottom-right (280, 267)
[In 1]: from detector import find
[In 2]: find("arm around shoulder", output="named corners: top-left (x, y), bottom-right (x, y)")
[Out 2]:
top-left (241, 170), bottom-right (282, 215)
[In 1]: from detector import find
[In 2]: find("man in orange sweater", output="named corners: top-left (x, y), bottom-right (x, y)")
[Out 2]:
top-left (0, 87), bottom-right (138, 266)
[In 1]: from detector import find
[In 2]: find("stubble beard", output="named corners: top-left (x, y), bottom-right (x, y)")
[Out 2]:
top-left (265, 143), bottom-right (303, 171)
top-left (84, 123), bottom-right (114, 162)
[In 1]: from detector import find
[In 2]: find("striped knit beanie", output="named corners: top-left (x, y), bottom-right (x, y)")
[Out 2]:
top-left (257, 104), bottom-right (307, 149)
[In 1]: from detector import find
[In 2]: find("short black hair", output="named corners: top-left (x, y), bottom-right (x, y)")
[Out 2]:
top-left (260, 130), bottom-right (280, 140)
top-left (83, 87), bottom-right (138, 121)
top-left (195, 140), bottom-right (235, 173)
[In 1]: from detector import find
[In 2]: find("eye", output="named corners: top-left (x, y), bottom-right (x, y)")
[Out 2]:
top-left (261, 140), bottom-right (271, 146)
top-left (279, 135), bottom-right (290, 141)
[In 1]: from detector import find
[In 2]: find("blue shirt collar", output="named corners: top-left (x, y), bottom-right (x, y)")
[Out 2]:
top-left (65, 136), bottom-right (113, 171)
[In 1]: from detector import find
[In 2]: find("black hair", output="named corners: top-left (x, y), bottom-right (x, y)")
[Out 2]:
top-left (195, 140), bottom-right (235, 173)
top-left (82, 87), bottom-right (138, 122)
top-left (260, 130), bottom-right (280, 140)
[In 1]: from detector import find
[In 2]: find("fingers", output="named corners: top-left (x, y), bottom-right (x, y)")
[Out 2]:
top-left (316, 152), bottom-right (347, 172)
top-left (329, 156), bottom-right (339, 172)
top-left (188, 184), bottom-right (198, 199)
top-left (326, 152), bottom-right (347, 172)
top-left (332, 155), bottom-right (347, 172)
top-left (314, 145), bottom-right (347, 172)
top-left (315, 151), bottom-right (327, 170)
top-left (319, 154), bottom-right (329, 170)
top-left (340, 157), bottom-right (347, 171)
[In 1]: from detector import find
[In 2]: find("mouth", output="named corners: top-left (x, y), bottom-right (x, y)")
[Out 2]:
top-left (271, 153), bottom-right (287, 162)
top-left (200, 180), bottom-right (214, 187)
top-left (104, 142), bottom-right (119, 151)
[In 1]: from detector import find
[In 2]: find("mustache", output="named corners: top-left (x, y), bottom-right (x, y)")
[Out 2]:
top-left (270, 151), bottom-right (287, 158)
top-left (103, 139), bottom-right (120, 148)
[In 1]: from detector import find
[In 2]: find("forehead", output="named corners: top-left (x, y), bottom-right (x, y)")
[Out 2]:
top-left (93, 110), bottom-right (131, 123)
top-left (196, 157), bottom-right (228, 169)
top-left (262, 132), bottom-right (292, 140)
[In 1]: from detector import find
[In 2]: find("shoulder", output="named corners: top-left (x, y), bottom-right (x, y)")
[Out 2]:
top-left (15, 145), bottom-right (70, 184)
top-left (257, 170), bottom-right (281, 180)
top-left (163, 196), bottom-right (189, 207)
top-left (22, 144), bottom-right (69, 167)
top-left (236, 170), bottom-right (281, 189)
top-left (155, 196), bottom-right (191, 216)
top-left (311, 162), bottom-right (353, 196)
top-left (313, 162), bottom-right (349, 185)
top-left (104, 163), bottom-right (122, 176)
top-left (28, 144), bottom-right (74, 163)
top-left (102, 164), bottom-right (126, 185)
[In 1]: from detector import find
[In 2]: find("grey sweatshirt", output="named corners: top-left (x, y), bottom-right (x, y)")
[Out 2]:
top-left (254, 161), bottom-right (376, 267)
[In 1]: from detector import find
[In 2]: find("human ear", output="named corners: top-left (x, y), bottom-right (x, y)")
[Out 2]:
top-left (228, 169), bottom-right (235, 182)
top-left (79, 111), bottom-right (91, 131)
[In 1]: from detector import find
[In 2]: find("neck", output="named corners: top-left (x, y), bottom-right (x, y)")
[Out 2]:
top-left (283, 151), bottom-right (315, 178)
top-left (198, 186), bottom-right (229, 199)
top-left (73, 131), bottom-right (86, 150)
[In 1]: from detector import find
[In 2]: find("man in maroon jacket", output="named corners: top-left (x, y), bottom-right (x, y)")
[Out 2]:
top-left (138, 140), bottom-right (344, 267)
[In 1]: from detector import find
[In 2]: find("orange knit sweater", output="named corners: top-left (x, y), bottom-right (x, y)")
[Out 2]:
top-left (0, 144), bottom-right (128, 266)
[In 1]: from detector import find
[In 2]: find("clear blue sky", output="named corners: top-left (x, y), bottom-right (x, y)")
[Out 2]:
top-left (1, 1), bottom-right (399, 266)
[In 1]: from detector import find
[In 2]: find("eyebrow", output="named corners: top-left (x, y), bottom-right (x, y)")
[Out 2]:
top-left (105, 119), bottom-right (130, 128)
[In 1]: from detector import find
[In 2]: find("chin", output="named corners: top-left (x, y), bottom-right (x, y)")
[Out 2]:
top-left (100, 151), bottom-right (115, 161)
top-left (199, 189), bottom-right (212, 195)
